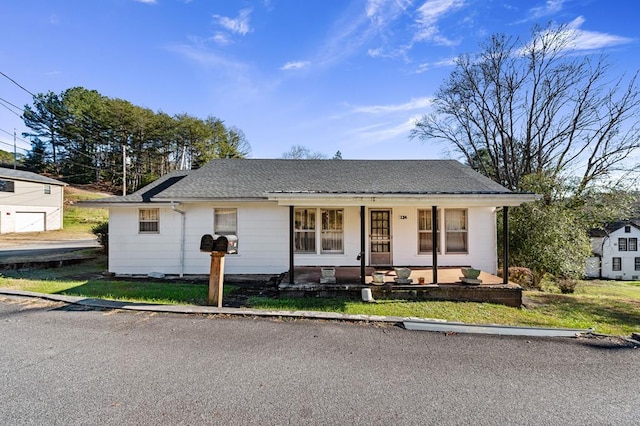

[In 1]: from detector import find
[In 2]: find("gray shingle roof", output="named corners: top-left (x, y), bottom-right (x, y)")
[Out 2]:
top-left (155, 159), bottom-right (512, 199)
top-left (0, 167), bottom-right (67, 186)
top-left (86, 159), bottom-right (519, 204)
top-left (85, 170), bottom-right (190, 204)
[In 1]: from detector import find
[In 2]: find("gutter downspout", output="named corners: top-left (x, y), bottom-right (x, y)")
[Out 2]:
top-left (171, 202), bottom-right (186, 277)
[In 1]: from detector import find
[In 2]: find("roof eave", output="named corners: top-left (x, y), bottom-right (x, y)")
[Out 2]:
top-left (267, 192), bottom-right (539, 207)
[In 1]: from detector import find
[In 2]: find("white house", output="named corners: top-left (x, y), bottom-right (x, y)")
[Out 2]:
top-left (0, 167), bottom-right (67, 234)
top-left (81, 159), bottom-right (537, 279)
top-left (590, 221), bottom-right (640, 280)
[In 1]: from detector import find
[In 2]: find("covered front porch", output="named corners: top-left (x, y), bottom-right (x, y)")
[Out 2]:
top-left (279, 266), bottom-right (522, 307)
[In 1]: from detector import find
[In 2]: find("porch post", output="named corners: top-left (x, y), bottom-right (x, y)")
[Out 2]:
top-left (360, 205), bottom-right (366, 285)
top-left (503, 206), bottom-right (509, 285)
top-left (432, 205), bottom-right (438, 284)
top-left (289, 205), bottom-right (295, 284)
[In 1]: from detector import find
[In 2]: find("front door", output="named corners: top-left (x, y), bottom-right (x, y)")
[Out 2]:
top-left (370, 209), bottom-right (392, 266)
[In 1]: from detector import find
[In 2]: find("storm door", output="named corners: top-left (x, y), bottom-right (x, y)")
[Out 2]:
top-left (370, 209), bottom-right (392, 266)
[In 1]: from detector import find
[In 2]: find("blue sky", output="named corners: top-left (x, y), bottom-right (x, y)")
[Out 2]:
top-left (1, 0), bottom-right (639, 161)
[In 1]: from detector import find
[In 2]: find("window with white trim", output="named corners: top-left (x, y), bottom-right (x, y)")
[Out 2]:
top-left (321, 209), bottom-right (343, 253)
top-left (214, 208), bottom-right (238, 254)
top-left (139, 209), bottom-right (159, 233)
top-left (612, 257), bottom-right (622, 271)
top-left (418, 209), bottom-right (440, 253)
top-left (630, 238), bottom-right (638, 251)
top-left (294, 208), bottom-right (344, 254)
top-left (445, 209), bottom-right (468, 253)
top-left (635, 257), bottom-right (640, 271)
top-left (295, 208), bottom-right (316, 253)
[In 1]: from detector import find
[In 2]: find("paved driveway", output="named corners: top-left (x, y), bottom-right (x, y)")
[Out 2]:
top-left (1, 296), bottom-right (638, 425)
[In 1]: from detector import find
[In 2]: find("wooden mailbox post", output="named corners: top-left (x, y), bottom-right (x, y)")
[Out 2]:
top-left (200, 234), bottom-right (228, 307)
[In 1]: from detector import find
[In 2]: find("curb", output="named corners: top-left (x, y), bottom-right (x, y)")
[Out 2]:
top-left (0, 289), bottom-right (598, 338)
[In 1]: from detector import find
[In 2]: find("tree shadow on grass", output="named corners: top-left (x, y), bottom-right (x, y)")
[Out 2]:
top-left (52, 280), bottom-right (211, 305)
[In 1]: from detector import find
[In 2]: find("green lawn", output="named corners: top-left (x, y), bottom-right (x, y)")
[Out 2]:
top-left (1, 257), bottom-right (639, 336)
top-left (247, 280), bottom-right (640, 336)
top-left (0, 257), bottom-right (234, 305)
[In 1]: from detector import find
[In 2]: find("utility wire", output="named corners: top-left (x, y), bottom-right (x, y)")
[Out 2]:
top-left (0, 71), bottom-right (35, 97)
top-left (0, 96), bottom-right (24, 112)
top-left (0, 128), bottom-right (29, 144)
top-left (0, 139), bottom-right (29, 152)
top-left (0, 101), bottom-right (22, 117)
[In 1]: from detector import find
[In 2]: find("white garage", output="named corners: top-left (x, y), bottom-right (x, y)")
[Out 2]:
top-left (1, 167), bottom-right (67, 234)
top-left (15, 212), bottom-right (46, 232)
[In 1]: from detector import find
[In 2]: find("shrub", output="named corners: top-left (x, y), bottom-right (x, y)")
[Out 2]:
top-left (91, 221), bottom-right (108, 253)
top-left (556, 277), bottom-right (578, 294)
top-left (508, 267), bottom-right (537, 290)
top-left (498, 267), bottom-right (537, 290)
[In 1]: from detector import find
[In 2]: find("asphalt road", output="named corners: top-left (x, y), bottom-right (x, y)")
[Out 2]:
top-left (0, 239), bottom-right (99, 260)
top-left (0, 296), bottom-right (638, 425)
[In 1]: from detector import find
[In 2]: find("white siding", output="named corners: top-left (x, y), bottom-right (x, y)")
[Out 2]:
top-left (109, 203), bottom-right (291, 275)
top-left (108, 202), bottom-right (500, 276)
top-left (0, 180), bottom-right (64, 233)
top-left (390, 206), bottom-right (497, 274)
top-left (600, 226), bottom-right (640, 280)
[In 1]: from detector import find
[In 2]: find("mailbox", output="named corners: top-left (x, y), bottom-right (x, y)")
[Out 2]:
top-left (213, 235), bottom-right (229, 253)
top-left (200, 234), bottom-right (215, 252)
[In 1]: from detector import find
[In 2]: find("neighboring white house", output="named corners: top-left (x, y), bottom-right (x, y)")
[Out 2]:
top-left (0, 167), bottom-right (67, 234)
top-left (589, 221), bottom-right (640, 280)
top-left (80, 159), bottom-right (537, 278)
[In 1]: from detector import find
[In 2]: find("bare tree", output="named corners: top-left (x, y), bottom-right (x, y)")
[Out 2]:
top-left (281, 145), bottom-right (327, 159)
top-left (411, 24), bottom-right (640, 195)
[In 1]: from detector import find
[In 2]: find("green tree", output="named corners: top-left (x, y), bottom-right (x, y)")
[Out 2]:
top-left (502, 174), bottom-right (592, 285)
top-left (22, 91), bottom-right (67, 174)
top-left (23, 138), bottom-right (49, 172)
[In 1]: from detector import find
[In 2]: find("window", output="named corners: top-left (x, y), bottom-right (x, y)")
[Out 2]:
top-left (625, 225), bottom-right (631, 233)
top-left (418, 209), bottom-right (440, 253)
top-left (44, 184), bottom-right (51, 194)
top-left (630, 238), bottom-right (638, 251)
top-left (0, 179), bottom-right (14, 192)
top-left (612, 257), bottom-right (622, 271)
top-left (635, 258), bottom-right (640, 271)
top-left (321, 209), bottom-right (343, 253)
top-left (214, 208), bottom-right (238, 253)
top-left (295, 208), bottom-right (344, 254)
top-left (445, 209), bottom-right (468, 253)
top-left (139, 209), bottom-right (159, 233)
top-left (618, 238), bottom-right (628, 251)
top-left (295, 208), bottom-right (316, 253)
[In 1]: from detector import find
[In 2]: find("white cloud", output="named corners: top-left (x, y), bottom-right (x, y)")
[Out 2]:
top-left (524, 17), bottom-right (634, 54)
top-left (415, 57), bottom-right (457, 73)
top-left (280, 61), bottom-right (310, 71)
top-left (413, 0), bottom-right (464, 46)
top-left (212, 33), bottom-right (232, 45)
top-left (351, 115), bottom-right (422, 142)
top-left (564, 16), bottom-right (633, 50)
top-left (529, 0), bottom-right (565, 19)
top-left (351, 97), bottom-right (433, 114)
top-left (213, 8), bottom-right (252, 36)
top-left (134, 0), bottom-right (157, 4)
